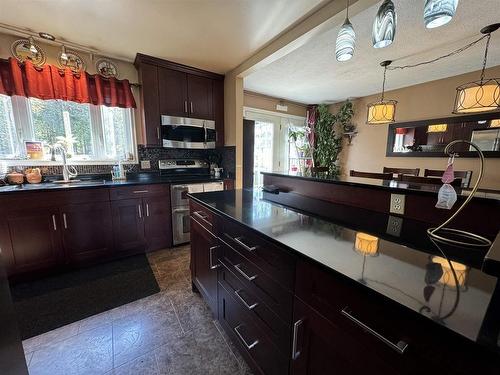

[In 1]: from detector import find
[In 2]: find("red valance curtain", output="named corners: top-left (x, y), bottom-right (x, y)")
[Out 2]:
top-left (0, 57), bottom-right (136, 108)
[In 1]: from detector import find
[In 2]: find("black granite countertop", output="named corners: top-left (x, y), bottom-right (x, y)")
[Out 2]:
top-left (0, 173), bottom-right (227, 195)
top-left (189, 188), bottom-right (500, 355)
top-left (263, 172), bottom-right (500, 201)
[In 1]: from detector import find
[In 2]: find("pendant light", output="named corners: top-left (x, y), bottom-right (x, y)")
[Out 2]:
top-left (335, 0), bottom-right (356, 62)
top-left (453, 24), bottom-right (500, 114)
top-left (372, 0), bottom-right (396, 49)
top-left (424, 0), bottom-right (459, 29)
top-left (28, 36), bottom-right (38, 55)
top-left (367, 61), bottom-right (397, 124)
top-left (60, 45), bottom-right (69, 62)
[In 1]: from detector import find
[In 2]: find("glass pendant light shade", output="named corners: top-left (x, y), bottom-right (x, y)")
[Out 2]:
top-left (372, 0), bottom-right (396, 48)
top-left (453, 78), bottom-right (500, 113)
top-left (336, 18), bottom-right (356, 62)
top-left (424, 0), bottom-right (459, 29)
top-left (367, 100), bottom-right (397, 124)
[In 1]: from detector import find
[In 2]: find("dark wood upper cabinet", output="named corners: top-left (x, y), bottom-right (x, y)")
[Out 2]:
top-left (111, 198), bottom-right (146, 255)
top-left (158, 67), bottom-right (189, 117)
top-left (187, 74), bottom-right (213, 119)
top-left (135, 53), bottom-right (224, 146)
top-left (137, 62), bottom-right (161, 146)
top-left (60, 202), bottom-right (114, 264)
top-left (144, 195), bottom-right (172, 251)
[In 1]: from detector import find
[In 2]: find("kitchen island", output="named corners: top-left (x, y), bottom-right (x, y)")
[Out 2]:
top-left (188, 188), bottom-right (500, 375)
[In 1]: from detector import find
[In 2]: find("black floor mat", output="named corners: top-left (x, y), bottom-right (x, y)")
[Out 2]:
top-left (10, 254), bottom-right (160, 340)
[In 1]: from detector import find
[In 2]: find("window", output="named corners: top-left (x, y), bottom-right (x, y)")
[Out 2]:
top-left (0, 94), bottom-right (136, 163)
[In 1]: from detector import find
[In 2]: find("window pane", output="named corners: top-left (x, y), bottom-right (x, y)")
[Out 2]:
top-left (29, 98), bottom-right (93, 159)
top-left (101, 106), bottom-right (133, 160)
top-left (253, 120), bottom-right (274, 188)
top-left (0, 95), bottom-right (18, 158)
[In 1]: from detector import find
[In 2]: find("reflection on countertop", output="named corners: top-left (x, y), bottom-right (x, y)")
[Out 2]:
top-left (189, 188), bottom-right (500, 353)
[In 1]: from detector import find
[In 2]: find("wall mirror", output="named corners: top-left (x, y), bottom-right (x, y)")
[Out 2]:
top-left (386, 113), bottom-right (500, 158)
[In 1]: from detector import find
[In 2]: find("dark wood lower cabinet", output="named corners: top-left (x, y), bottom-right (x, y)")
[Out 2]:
top-left (61, 202), bottom-right (114, 263)
top-left (144, 195), bottom-right (172, 251)
top-left (111, 198), bottom-right (146, 255)
top-left (190, 216), bottom-right (218, 315)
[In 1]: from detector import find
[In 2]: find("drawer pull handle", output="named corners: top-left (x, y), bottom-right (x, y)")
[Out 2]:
top-left (292, 318), bottom-right (304, 360)
top-left (234, 324), bottom-right (259, 350)
top-left (133, 190), bottom-right (149, 194)
top-left (193, 211), bottom-right (210, 222)
top-left (138, 205), bottom-right (142, 219)
top-left (52, 214), bottom-right (57, 231)
top-left (209, 245), bottom-right (220, 269)
top-left (234, 289), bottom-right (258, 310)
top-left (146, 203), bottom-right (150, 217)
top-left (62, 213), bottom-right (68, 229)
top-left (233, 236), bottom-right (258, 252)
top-left (234, 263), bottom-right (257, 282)
top-left (341, 307), bottom-right (408, 354)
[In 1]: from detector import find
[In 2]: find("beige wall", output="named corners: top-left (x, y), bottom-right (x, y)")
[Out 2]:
top-left (333, 65), bottom-right (500, 189)
top-left (0, 32), bottom-right (144, 144)
top-left (244, 91), bottom-right (307, 118)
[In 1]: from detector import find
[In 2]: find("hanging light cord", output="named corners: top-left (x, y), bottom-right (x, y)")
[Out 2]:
top-left (480, 33), bottom-right (491, 83)
top-left (346, 0), bottom-right (350, 19)
top-left (380, 66), bottom-right (387, 101)
top-left (386, 34), bottom-right (489, 71)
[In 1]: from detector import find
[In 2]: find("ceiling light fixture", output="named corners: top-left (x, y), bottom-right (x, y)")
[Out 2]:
top-left (367, 60), bottom-right (397, 124)
top-left (424, 0), bottom-right (459, 29)
top-left (427, 124), bottom-right (448, 133)
top-left (60, 45), bottom-right (68, 62)
top-left (335, 0), bottom-right (356, 62)
top-left (453, 23), bottom-right (500, 114)
top-left (372, 0), bottom-right (396, 49)
top-left (38, 32), bottom-right (55, 41)
top-left (28, 36), bottom-right (38, 54)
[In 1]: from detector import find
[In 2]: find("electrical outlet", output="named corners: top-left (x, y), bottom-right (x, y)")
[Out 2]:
top-left (389, 194), bottom-right (405, 215)
top-left (386, 215), bottom-right (403, 237)
top-left (140, 160), bottom-right (151, 169)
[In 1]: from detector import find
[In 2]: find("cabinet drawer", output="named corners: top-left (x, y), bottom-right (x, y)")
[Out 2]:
top-left (109, 184), bottom-right (169, 200)
top-left (221, 219), bottom-right (295, 289)
top-left (189, 199), bottom-right (216, 234)
top-left (219, 239), bottom-right (293, 323)
top-left (218, 282), bottom-right (289, 375)
top-left (218, 262), bottom-right (291, 355)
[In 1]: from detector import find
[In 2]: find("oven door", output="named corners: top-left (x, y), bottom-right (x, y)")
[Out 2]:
top-left (172, 207), bottom-right (191, 245)
top-left (171, 184), bottom-right (204, 208)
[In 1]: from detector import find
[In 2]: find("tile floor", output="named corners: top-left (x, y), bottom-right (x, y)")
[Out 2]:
top-left (22, 245), bottom-right (253, 375)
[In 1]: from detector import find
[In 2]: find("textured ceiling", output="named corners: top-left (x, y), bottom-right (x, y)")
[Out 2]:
top-left (244, 0), bottom-right (500, 104)
top-left (0, 0), bottom-right (325, 73)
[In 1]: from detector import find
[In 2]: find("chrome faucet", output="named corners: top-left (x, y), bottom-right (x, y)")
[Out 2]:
top-left (54, 144), bottom-right (78, 182)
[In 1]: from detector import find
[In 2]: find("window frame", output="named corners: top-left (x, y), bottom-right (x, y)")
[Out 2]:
top-left (0, 95), bottom-right (137, 165)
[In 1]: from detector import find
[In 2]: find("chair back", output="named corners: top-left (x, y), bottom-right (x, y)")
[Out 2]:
top-left (400, 174), bottom-right (462, 187)
top-left (350, 170), bottom-right (394, 180)
top-left (424, 169), bottom-right (473, 188)
top-left (311, 166), bottom-right (330, 179)
top-left (383, 167), bottom-right (420, 177)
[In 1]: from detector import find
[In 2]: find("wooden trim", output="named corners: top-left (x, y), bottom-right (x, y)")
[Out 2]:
top-left (134, 53), bottom-right (224, 81)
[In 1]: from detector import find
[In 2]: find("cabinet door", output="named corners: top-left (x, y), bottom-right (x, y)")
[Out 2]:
top-left (61, 202), bottom-right (114, 264)
top-left (158, 67), bottom-right (189, 117)
top-left (291, 298), bottom-right (400, 375)
top-left (187, 74), bottom-right (213, 120)
top-left (111, 198), bottom-right (146, 255)
top-left (144, 195), bottom-right (172, 251)
top-left (5, 208), bottom-right (63, 274)
top-left (190, 216), bottom-right (218, 315)
top-left (213, 79), bottom-right (224, 146)
top-left (138, 63), bottom-right (161, 145)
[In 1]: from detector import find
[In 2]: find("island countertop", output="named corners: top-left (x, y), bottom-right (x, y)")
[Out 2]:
top-left (188, 188), bottom-right (500, 356)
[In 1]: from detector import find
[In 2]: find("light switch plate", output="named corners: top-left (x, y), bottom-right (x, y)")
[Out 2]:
top-left (140, 160), bottom-right (151, 169)
top-left (386, 215), bottom-right (403, 237)
top-left (389, 194), bottom-right (405, 215)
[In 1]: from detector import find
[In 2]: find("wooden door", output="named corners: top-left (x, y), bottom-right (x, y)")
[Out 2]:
top-left (291, 298), bottom-right (400, 375)
top-left (5, 208), bottom-right (63, 274)
top-left (187, 74), bottom-right (213, 119)
top-left (158, 67), bottom-right (188, 117)
top-left (144, 195), bottom-right (172, 251)
top-left (138, 62), bottom-right (161, 145)
top-left (60, 202), bottom-right (114, 264)
top-left (190, 216), bottom-right (218, 315)
top-left (111, 198), bottom-right (146, 255)
top-left (243, 119), bottom-right (255, 188)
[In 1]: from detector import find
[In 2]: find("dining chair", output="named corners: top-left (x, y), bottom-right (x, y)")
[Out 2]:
top-left (424, 169), bottom-right (473, 188)
top-left (350, 170), bottom-right (394, 180)
top-left (383, 167), bottom-right (420, 176)
top-left (399, 174), bottom-right (462, 187)
top-left (311, 166), bottom-right (329, 178)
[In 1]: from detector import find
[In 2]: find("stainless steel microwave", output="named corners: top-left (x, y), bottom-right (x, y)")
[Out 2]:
top-left (161, 116), bottom-right (216, 149)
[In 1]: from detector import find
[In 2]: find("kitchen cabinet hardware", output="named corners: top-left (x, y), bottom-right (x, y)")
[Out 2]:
top-left (233, 236), bottom-right (258, 252)
top-left (146, 203), bottom-right (150, 217)
top-left (133, 190), bottom-right (149, 194)
top-left (156, 127), bottom-right (160, 139)
top-left (234, 324), bottom-right (259, 350)
top-left (52, 214), bottom-right (57, 231)
top-left (193, 211), bottom-right (209, 220)
top-left (190, 101), bottom-right (194, 113)
top-left (138, 204), bottom-right (142, 218)
top-left (209, 245), bottom-right (219, 269)
top-left (234, 289), bottom-right (258, 310)
top-left (292, 318), bottom-right (304, 360)
top-left (184, 101), bottom-right (188, 113)
top-left (173, 207), bottom-right (190, 213)
top-left (62, 213), bottom-right (68, 229)
top-left (234, 263), bottom-right (257, 281)
top-left (341, 307), bottom-right (408, 354)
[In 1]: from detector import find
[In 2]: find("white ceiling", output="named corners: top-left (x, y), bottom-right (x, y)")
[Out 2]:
top-left (0, 0), bottom-right (325, 73)
top-left (244, 0), bottom-right (500, 104)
